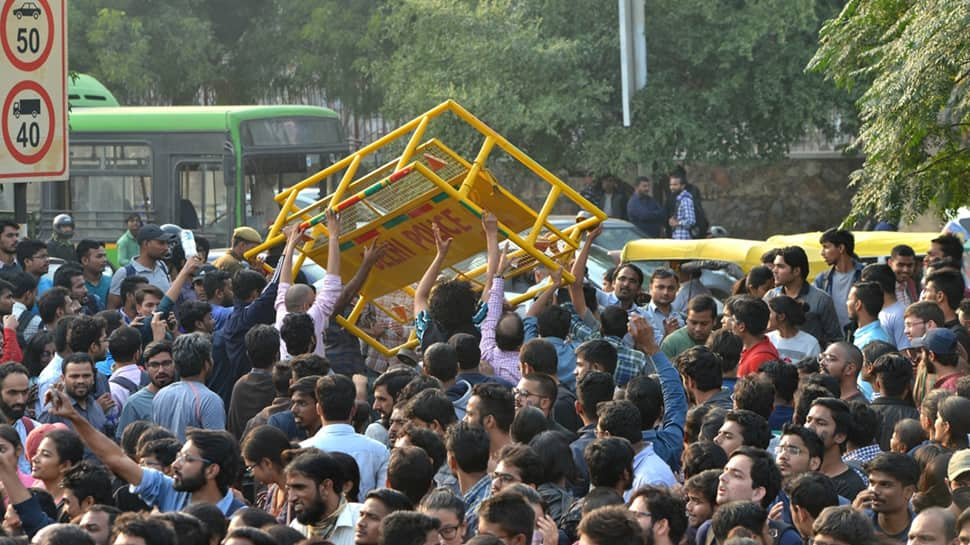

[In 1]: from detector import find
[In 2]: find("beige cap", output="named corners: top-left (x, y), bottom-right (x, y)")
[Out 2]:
top-left (948, 449), bottom-right (970, 481)
top-left (233, 226), bottom-right (262, 244)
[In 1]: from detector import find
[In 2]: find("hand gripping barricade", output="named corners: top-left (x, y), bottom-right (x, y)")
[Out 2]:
top-left (247, 100), bottom-right (606, 357)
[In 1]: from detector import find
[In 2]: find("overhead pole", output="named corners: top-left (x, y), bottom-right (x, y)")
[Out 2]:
top-left (619, 0), bottom-right (647, 128)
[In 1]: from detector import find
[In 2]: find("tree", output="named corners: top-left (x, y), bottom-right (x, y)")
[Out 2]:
top-left (810, 0), bottom-right (970, 222)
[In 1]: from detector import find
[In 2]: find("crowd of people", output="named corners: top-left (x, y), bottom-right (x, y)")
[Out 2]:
top-left (0, 208), bottom-right (967, 545)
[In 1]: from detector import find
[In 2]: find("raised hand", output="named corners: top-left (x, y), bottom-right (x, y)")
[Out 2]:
top-left (482, 211), bottom-right (498, 235)
top-left (432, 223), bottom-right (453, 257)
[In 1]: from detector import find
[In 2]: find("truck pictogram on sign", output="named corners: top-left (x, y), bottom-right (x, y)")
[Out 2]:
top-left (12, 97), bottom-right (39, 117)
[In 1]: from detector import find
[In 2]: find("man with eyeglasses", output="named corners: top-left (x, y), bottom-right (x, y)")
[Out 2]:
top-left (513, 373), bottom-right (576, 441)
top-left (45, 387), bottom-right (246, 515)
top-left (477, 492), bottom-right (535, 545)
top-left (490, 444), bottom-right (541, 497)
top-left (903, 301), bottom-right (945, 404)
top-left (116, 341), bottom-right (174, 440)
top-left (627, 485), bottom-right (688, 545)
top-left (769, 424), bottom-right (825, 523)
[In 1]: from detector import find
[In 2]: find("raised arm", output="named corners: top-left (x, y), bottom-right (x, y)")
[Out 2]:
top-left (568, 224), bottom-right (602, 318)
top-left (333, 242), bottom-right (386, 314)
top-left (481, 212), bottom-right (500, 303)
top-left (165, 255), bottom-right (204, 303)
top-left (414, 223), bottom-right (452, 315)
top-left (279, 225), bottom-right (304, 286)
top-left (527, 267), bottom-right (562, 318)
top-left (326, 209), bottom-right (341, 278)
top-left (44, 388), bottom-right (143, 486)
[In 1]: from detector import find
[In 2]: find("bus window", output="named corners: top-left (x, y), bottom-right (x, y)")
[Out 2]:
top-left (177, 161), bottom-right (227, 241)
top-left (64, 143), bottom-right (153, 240)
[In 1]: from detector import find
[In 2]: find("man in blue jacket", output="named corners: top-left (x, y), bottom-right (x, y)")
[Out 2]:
top-left (626, 176), bottom-right (666, 238)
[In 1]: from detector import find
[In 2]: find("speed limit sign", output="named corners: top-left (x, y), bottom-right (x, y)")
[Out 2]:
top-left (0, 0), bottom-right (67, 181)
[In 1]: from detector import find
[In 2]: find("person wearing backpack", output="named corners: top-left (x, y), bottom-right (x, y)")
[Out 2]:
top-left (107, 326), bottom-right (149, 412)
top-left (668, 174), bottom-right (697, 240)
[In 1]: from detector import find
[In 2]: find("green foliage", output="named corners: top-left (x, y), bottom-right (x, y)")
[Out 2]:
top-left (811, 0), bottom-right (970, 222)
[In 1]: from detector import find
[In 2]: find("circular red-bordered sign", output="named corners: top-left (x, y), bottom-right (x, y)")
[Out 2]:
top-left (1, 0), bottom-right (54, 72)
top-left (2, 80), bottom-right (55, 164)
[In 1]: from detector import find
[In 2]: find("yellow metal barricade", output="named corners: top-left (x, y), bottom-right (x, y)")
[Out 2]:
top-left (248, 100), bottom-right (605, 356)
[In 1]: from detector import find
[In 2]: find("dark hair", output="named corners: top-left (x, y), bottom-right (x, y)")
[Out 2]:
top-left (851, 281), bottom-right (884, 317)
top-left (510, 406), bottom-right (547, 445)
top-left (470, 383), bottom-right (515, 433)
top-left (280, 313), bottom-right (314, 356)
top-left (424, 342), bottom-right (459, 383)
top-left (366, 487), bottom-right (415, 513)
top-left (136, 438), bottom-right (181, 467)
top-left (629, 485), bottom-right (688, 544)
top-left (38, 286), bottom-right (70, 324)
top-left (53, 263), bottom-right (83, 290)
top-left (938, 396), bottom-right (970, 449)
top-left (107, 326), bottom-right (142, 363)
top-left (16, 239), bottom-right (46, 266)
top-left (599, 306), bottom-right (629, 338)
top-left (809, 397), bottom-right (852, 442)
top-left (373, 367), bottom-right (417, 402)
top-left (597, 401), bottom-right (642, 444)
top-left (153, 512), bottom-right (210, 545)
top-left (245, 325), bottom-right (280, 369)
top-left (724, 409), bottom-right (771, 449)
top-left (529, 430), bottom-right (574, 485)
top-left (285, 450), bottom-right (345, 494)
top-left (68, 315), bottom-right (106, 355)
top-left (241, 425), bottom-right (291, 468)
top-left (40, 525), bottom-right (97, 545)
top-left (271, 362), bottom-right (291, 396)
top-left (812, 506), bottom-right (878, 545)
top-left (22, 330), bottom-right (52, 376)
top-left (478, 493), bottom-right (535, 544)
top-left (119, 421), bottom-right (153, 459)
top-left (290, 353), bottom-right (330, 379)
top-left (135, 426), bottom-right (175, 456)
top-left (120, 275), bottom-right (149, 304)
top-left (712, 501), bottom-right (766, 544)
top-left (400, 426), bottom-right (446, 472)
top-left (379, 511), bottom-right (440, 545)
top-left (60, 460), bottom-right (113, 506)
top-left (757, 360), bottom-right (798, 405)
top-left (923, 389), bottom-right (953, 425)
top-left (730, 446), bottom-right (782, 509)
top-left (706, 329), bottom-right (742, 373)
top-left (222, 528), bottom-right (275, 545)
top-left (617, 263), bottom-right (644, 287)
top-left (405, 388), bottom-right (457, 430)
top-left (682, 441), bottom-right (728, 480)
top-left (625, 374), bottom-right (662, 430)
top-left (185, 429), bottom-right (240, 494)
top-left (780, 424), bottom-right (825, 461)
top-left (62, 352), bottom-right (95, 376)
top-left (419, 487), bottom-right (466, 523)
top-left (577, 505), bottom-right (641, 545)
top-left (891, 244), bottom-right (916, 258)
top-left (785, 472), bottom-right (839, 518)
top-left (699, 407), bottom-right (727, 442)
top-left (233, 270), bottom-right (267, 301)
top-left (932, 234), bottom-right (965, 262)
top-left (52, 315), bottom-right (77, 353)
top-left (315, 374), bottom-right (356, 421)
top-left (676, 346), bottom-right (723, 391)
top-left (5, 270), bottom-right (36, 298)
top-left (0, 363), bottom-right (29, 392)
top-left (202, 269), bottom-right (230, 300)
top-left (685, 468), bottom-right (721, 506)
top-left (519, 338), bottom-right (558, 375)
top-left (429, 280), bottom-right (476, 331)
top-left (745, 266), bottom-right (774, 293)
top-left (913, 451), bottom-right (953, 512)
top-left (685, 405), bottom-right (712, 443)
top-left (861, 263), bottom-right (896, 295)
top-left (864, 452), bottom-right (920, 487)
top-left (329, 451), bottom-right (361, 503)
top-left (497, 443), bottom-right (543, 485)
top-left (182, 502), bottom-right (228, 544)
top-left (576, 370), bottom-right (614, 420)
top-left (111, 513), bottom-right (177, 545)
top-left (777, 246), bottom-right (810, 281)
top-left (926, 269), bottom-right (966, 308)
top-left (537, 305), bottom-right (571, 339)
top-left (767, 295), bottom-right (807, 327)
top-left (584, 437), bottom-right (634, 489)
top-left (171, 333), bottom-right (211, 378)
top-left (388, 445), bottom-right (435, 505)
top-left (869, 353), bottom-right (912, 398)
top-left (725, 295), bottom-right (770, 335)
top-left (134, 286), bottom-right (163, 306)
top-left (575, 340), bottom-right (617, 377)
top-left (398, 375), bottom-right (443, 402)
top-left (820, 228), bottom-right (855, 255)
top-left (731, 376), bottom-right (774, 420)
top-left (448, 332), bottom-right (482, 370)
top-left (178, 301), bottom-right (211, 334)
top-left (893, 418), bottom-right (926, 453)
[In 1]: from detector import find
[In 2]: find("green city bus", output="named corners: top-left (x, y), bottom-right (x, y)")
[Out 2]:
top-left (35, 104), bottom-right (348, 244)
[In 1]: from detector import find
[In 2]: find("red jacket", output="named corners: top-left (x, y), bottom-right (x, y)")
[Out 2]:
top-left (737, 337), bottom-right (780, 376)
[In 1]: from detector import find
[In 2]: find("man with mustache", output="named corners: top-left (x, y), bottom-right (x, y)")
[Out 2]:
top-left (40, 353), bottom-right (108, 434)
top-left (0, 363), bottom-right (36, 474)
top-left (852, 452), bottom-right (919, 543)
top-left (115, 341), bottom-right (175, 440)
top-left (287, 449), bottom-right (362, 542)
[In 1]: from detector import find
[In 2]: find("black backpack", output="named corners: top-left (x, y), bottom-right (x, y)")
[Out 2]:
top-left (15, 309), bottom-right (36, 351)
top-left (688, 185), bottom-right (710, 239)
top-left (109, 370), bottom-right (150, 396)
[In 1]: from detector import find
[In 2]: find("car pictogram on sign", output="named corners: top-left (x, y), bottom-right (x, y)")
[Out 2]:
top-left (12, 98), bottom-right (40, 118)
top-left (12, 2), bottom-right (41, 18)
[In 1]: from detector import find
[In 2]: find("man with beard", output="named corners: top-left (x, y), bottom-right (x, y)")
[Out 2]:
top-left (889, 245), bottom-right (918, 306)
top-left (0, 221), bottom-right (20, 272)
top-left (286, 449), bottom-right (362, 543)
top-left (852, 452), bottom-right (919, 543)
top-left (462, 382), bottom-right (514, 471)
top-left (202, 269), bottom-right (233, 332)
top-left (368, 367), bottom-right (416, 446)
top-left (354, 488), bottom-right (414, 545)
top-left (769, 424), bottom-right (825, 524)
top-left (0, 363), bottom-right (37, 474)
top-left (627, 485), bottom-right (688, 545)
top-left (445, 421), bottom-right (490, 535)
top-left (765, 246), bottom-right (842, 347)
top-left (805, 397), bottom-right (867, 500)
top-left (662, 295), bottom-right (717, 359)
top-left (818, 342), bottom-right (868, 405)
top-left (287, 376), bottom-right (321, 440)
top-left (116, 341), bottom-right (174, 440)
top-left (44, 388), bottom-right (246, 515)
top-left (107, 224), bottom-right (175, 310)
top-left (668, 173), bottom-right (696, 240)
top-left (152, 332), bottom-right (225, 442)
top-left (40, 353), bottom-right (107, 434)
